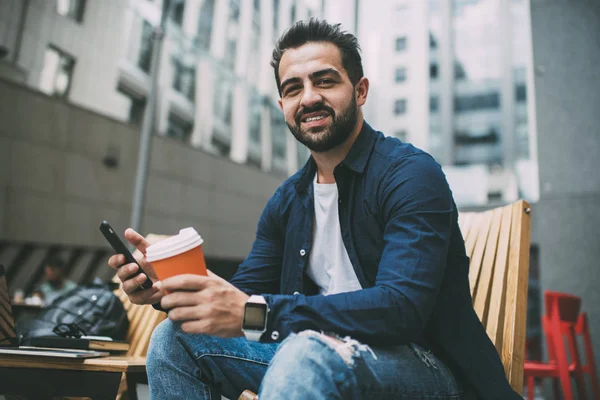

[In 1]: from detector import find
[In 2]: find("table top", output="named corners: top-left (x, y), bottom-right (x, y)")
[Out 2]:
top-left (0, 354), bottom-right (147, 373)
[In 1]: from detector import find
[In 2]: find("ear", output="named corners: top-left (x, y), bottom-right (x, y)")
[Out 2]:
top-left (355, 77), bottom-right (369, 107)
top-left (278, 98), bottom-right (283, 110)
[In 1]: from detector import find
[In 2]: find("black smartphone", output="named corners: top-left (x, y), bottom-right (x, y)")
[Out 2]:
top-left (99, 221), bottom-right (152, 290)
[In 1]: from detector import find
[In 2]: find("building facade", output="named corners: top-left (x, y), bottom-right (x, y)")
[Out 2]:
top-left (0, 0), bottom-right (320, 177)
top-left (348, 0), bottom-right (540, 207)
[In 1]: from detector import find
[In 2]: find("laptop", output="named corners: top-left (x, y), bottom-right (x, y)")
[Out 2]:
top-left (0, 264), bottom-right (109, 359)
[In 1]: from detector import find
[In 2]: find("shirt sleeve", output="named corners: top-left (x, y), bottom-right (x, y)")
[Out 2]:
top-left (261, 154), bottom-right (455, 345)
top-left (229, 188), bottom-right (284, 296)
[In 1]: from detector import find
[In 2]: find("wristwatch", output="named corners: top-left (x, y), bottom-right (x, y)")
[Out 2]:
top-left (242, 295), bottom-right (269, 341)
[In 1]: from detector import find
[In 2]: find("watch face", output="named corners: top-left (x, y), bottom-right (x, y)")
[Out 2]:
top-left (243, 303), bottom-right (267, 330)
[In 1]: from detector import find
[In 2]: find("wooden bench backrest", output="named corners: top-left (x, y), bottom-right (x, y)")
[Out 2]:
top-left (112, 279), bottom-right (166, 357)
top-left (458, 199), bottom-right (531, 392)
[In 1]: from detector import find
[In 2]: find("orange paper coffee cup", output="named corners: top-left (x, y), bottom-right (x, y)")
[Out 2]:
top-left (146, 227), bottom-right (207, 281)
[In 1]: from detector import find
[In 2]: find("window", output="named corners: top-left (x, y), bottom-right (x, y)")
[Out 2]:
top-left (171, 0), bottom-right (185, 26)
top-left (172, 59), bottom-right (196, 102)
top-left (249, 90), bottom-right (262, 145)
top-left (271, 106), bottom-right (287, 160)
top-left (395, 67), bottom-right (407, 83)
top-left (395, 37), bottom-right (407, 52)
top-left (39, 45), bottom-right (76, 99)
top-left (395, 130), bottom-right (408, 141)
top-left (273, 0), bottom-right (280, 37)
top-left (129, 98), bottom-right (146, 125)
top-left (430, 63), bottom-right (438, 79)
top-left (138, 21), bottom-right (154, 73)
top-left (56, 0), bottom-right (85, 23)
top-left (454, 92), bottom-right (500, 113)
top-left (211, 135), bottom-right (231, 157)
top-left (197, 0), bottom-right (215, 50)
top-left (166, 113), bottom-right (193, 142)
top-left (515, 84), bottom-right (526, 102)
top-left (429, 96), bottom-right (439, 112)
top-left (394, 99), bottom-right (407, 115)
top-left (290, 0), bottom-right (297, 23)
top-left (429, 33), bottom-right (438, 49)
top-left (213, 75), bottom-right (233, 125)
top-left (225, 0), bottom-right (240, 70)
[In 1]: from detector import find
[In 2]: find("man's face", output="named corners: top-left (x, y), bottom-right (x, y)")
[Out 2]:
top-left (45, 266), bottom-right (63, 282)
top-left (277, 42), bottom-right (361, 152)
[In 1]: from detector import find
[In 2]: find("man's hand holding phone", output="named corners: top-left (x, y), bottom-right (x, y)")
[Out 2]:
top-left (107, 228), bottom-right (164, 305)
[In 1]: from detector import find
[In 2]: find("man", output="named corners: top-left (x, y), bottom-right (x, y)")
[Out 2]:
top-left (35, 256), bottom-right (77, 306)
top-left (109, 20), bottom-right (521, 400)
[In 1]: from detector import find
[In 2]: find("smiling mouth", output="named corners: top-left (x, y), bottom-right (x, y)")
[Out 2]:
top-left (300, 112), bottom-right (331, 126)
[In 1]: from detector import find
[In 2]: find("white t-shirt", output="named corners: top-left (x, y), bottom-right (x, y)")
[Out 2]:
top-left (305, 173), bottom-right (362, 295)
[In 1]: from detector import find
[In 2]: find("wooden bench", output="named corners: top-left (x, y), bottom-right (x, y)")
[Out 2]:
top-left (239, 199), bottom-right (532, 399)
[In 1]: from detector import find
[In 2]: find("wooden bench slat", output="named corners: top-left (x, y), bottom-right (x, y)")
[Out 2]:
top-left (473, 207), bottom-right (503, 324)
top-left (468, 210), bottom-right (494, 297)
top-left (484, 203), bottom-right (514, 353)
top-left (464, 212), bottom-right (484, 258)
top-left (501, 201), bottom-right (531, 392)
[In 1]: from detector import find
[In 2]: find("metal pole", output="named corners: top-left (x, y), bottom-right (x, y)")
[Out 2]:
top-left (130, 0), bottom-right (172, 233)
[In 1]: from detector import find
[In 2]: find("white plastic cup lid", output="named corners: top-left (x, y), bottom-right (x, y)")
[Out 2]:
top-left (146, 227), bottom-right (203, 262)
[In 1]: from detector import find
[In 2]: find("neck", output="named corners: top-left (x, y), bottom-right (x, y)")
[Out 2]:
top-left (312, 114), bottom-right (364, 184)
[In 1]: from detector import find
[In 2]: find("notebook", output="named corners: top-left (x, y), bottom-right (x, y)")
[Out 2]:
top-left (0, 264), bottom-right (110, 359)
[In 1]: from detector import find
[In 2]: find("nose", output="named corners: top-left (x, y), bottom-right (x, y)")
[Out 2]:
top-left (300, 85), bottom-right (323, 109)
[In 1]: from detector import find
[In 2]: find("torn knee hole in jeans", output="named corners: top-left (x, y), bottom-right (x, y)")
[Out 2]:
top-left (297, 330), bottom-right (378, 367)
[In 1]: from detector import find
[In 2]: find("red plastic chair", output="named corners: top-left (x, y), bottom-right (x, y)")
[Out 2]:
top-left (523, 291), bottom-right (587, 400)
top-left (576, 312), bottom-right (600, 399)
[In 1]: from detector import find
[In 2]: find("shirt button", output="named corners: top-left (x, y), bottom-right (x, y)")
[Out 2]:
top-left (293, 291), bottom-right (300, 295)
top-left (271, 331), bottom-right (280, 340)
top-left (300, 249), bottom-right (306, 256)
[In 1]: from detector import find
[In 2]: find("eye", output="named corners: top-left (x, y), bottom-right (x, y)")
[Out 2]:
top-left (317, 79), bottom-right (334, 86)
top-left (284, 85), bottom-right (301, 96)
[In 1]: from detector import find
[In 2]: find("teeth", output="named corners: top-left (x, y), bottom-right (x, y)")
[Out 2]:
top-left (305, 115), bottom-right (326, 122)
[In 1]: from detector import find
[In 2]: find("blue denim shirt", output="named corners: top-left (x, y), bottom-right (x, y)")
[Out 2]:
top-left (230, 122), bottom-right (520, 400)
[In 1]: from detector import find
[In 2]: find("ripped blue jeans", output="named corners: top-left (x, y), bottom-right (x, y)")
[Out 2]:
top-left (147, 320), bottom-right (463, 400)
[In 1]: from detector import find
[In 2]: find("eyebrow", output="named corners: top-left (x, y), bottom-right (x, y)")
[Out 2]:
top-left (280, 68), bottom-right (342, 92)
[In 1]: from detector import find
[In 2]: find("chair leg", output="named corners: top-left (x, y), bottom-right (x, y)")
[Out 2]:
top-left (580, 314), bottom-right (600, 399)
top-left (527, 375), bottom-right (535, 400)
top-left (552, 327), bottom-right (575, 400)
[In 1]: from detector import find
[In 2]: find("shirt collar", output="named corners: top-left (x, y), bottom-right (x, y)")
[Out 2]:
top-left (295, 121), bottom-right (377, 193)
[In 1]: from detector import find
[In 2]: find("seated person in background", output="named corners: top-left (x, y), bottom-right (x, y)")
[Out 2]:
top-left (34, 256), bottom-right (77, 306)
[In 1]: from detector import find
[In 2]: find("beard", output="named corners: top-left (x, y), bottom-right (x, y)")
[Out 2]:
top-left (286, 93), bottom-right (358, 153)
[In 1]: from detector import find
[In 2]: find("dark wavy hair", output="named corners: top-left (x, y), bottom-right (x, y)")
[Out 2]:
top-left (271, 19), bottom-right (364, 96)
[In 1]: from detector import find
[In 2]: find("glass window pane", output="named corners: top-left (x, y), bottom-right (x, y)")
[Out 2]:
top-left (197, 0), bottom-right (215, 50)
top-left (138, 21), bottom-right (154, 73)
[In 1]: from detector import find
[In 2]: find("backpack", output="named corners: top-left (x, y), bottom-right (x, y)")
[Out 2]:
top-left (17, 279), bottom-right (129, 345)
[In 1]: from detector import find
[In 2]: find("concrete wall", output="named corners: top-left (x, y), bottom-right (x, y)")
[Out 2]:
top-left (530, 0), bottom-right (600, 375)
top-left (0, 78), bottom-right (284, 260)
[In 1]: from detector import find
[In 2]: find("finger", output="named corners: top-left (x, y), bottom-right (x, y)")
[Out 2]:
top-left (167, 305), bottom-right (206, 322)
top-left (108, 254), bottom-right (125, 269)
top-left (161, 274), bottom-right (211, 292)
top-left (116, 263), bottom-right (139, 282)
top-left (124, 228), bottom-right (151, 255)
top-left (161, 291), bottom-right (201, 310)
top-left (180, 320), bottom-right (210, 335)
top-left (122, 272), bottom-right (150, 295)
